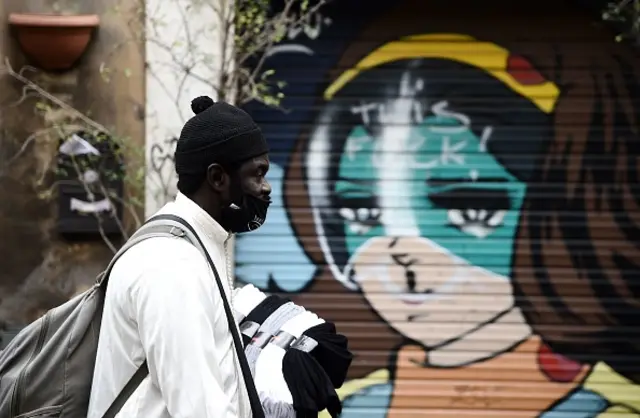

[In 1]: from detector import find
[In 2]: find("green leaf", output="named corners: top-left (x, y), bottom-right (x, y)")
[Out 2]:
top-left (35, 101), bottom-right (50, 111)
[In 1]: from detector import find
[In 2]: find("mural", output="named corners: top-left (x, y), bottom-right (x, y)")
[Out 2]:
top-left (236, 1), bottom-right (640, 417)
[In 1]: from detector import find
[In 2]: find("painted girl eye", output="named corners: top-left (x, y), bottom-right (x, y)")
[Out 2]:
top-left (337, 198), bottom-right (382, 235)
top-left (446, 208), bottom-right (507, 238)
top-left (429, 187), bottom-right (512, 239)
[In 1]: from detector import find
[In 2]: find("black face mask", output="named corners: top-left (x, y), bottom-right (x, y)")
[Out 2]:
top-left (220, 193), bottom-right (271, 233)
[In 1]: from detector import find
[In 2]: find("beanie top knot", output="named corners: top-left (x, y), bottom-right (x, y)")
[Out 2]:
top-left (191, 96), bottom-right (215, 114)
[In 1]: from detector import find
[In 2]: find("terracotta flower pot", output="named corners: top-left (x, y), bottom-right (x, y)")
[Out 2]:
top-left (9, 13), bottom-right (100, 71)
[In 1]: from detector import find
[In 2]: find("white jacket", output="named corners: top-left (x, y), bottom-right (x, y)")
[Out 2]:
top-left (88, 193), bottom-right (251, 418)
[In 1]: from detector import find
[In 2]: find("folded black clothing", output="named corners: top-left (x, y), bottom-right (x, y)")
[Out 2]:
top-left (283, 349), bottom-right (342, 418)
top-left (303, 322), bottom-right (353, 389)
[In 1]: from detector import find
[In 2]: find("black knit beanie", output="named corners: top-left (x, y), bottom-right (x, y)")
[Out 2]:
top-left (174, 96), bottom-right (269, 194)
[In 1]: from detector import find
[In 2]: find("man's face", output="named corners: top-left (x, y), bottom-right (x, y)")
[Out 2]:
top-left (228, 154), bottom-right (272, 204)
top-left (217, 154), bottom-right (272, 232)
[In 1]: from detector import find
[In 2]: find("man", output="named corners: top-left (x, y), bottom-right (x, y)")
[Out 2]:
top-left (88, 96), bottom-right (271, 418)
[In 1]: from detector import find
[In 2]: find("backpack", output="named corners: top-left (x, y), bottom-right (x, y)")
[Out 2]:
top-left (0, 214), bottom-right (264, 418)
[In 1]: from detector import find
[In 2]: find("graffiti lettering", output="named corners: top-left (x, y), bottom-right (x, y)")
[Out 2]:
top-left (348, 98), bottom-right (494, 172)
top-left (147, 136), bottom-right (178, 211)
top-left (479, 126), bottom-right (493, 152)
top-left (350, 75), bottom-right (425, 125)
top-left (440, 136), bottom-right (467, 165)
top-left (266, 10), bottom-right (332, 57)
top-left (287, 11), bottom-right (331, 41)
top-left (350, 98), bottom-right (484, 134)
top-left (350, 102), bottom-right (378, 125)
top-left (430, 101), bottom-right (470, 133)
top-left (351, 100), bottom-right (427, 125)
top-left (149, 136), bottom-right (177, 175)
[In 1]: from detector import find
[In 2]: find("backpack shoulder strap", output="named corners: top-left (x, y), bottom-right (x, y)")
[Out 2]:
top-left (97, 219), bottom-right (185, 289)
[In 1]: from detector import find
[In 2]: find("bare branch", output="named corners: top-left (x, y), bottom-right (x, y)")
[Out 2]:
top-left (97, 181), bottom-right (129, 241)
top-left (69, 157), bottom-right (120, 253)
top-left (0, 128), bottom-right (53, 177)
top-left (1, 58), bottom-right (109, 135)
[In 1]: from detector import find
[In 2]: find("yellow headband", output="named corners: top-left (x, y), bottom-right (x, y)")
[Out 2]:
top-left (324, 34), bottom-right (559, 114)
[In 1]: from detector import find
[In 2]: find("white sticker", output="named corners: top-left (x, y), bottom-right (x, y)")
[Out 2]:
top-left (59, 134), bottom-right (101, 156)
top-left (70, 198), bottom-right (112, 214)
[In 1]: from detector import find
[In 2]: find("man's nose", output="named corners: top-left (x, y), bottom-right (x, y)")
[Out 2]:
top-left (262, 180), bottom-right (272, 197)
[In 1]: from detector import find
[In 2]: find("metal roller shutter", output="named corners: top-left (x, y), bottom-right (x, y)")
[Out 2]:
top-left (237, 0), bottom-right (640, 416)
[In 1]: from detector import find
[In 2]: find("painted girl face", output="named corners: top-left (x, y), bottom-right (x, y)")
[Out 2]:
top-left (348, 236), bottom-right (519, 348)
top-left (330, 93), bottom-right (527, 347)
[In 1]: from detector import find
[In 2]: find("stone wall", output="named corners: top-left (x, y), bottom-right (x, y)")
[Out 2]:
top-left (0, 0), bottom-right (144, 330)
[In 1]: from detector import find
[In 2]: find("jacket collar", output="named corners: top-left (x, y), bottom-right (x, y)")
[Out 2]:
top-left (160, 192), bottom-right (230, 246)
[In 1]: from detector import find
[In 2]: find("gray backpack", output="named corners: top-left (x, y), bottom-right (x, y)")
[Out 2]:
top-left (0, 214), bottom-right (265, 418)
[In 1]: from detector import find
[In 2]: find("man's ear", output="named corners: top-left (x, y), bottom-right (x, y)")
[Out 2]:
top-left (205, 163), bottom-right (228, 193)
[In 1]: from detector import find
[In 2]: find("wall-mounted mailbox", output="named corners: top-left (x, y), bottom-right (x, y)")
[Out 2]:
top-left (56, 131), bottom-right (124, 237)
